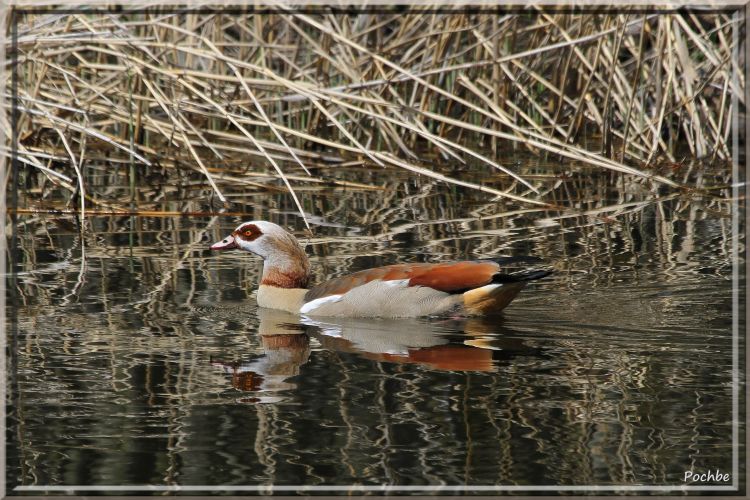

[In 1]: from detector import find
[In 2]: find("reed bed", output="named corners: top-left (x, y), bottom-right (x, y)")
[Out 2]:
top-left (7, 7), bottom-right (743, 223)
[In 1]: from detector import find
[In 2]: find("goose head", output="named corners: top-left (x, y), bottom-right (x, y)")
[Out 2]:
top-left (211, 221), bottom-right (310, 288)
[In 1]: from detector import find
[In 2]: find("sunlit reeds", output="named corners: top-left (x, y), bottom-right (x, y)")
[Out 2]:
top-left (8, 8), bottom-right (742, 223)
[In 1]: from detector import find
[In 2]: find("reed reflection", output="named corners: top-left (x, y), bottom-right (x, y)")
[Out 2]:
top-left (9, 163), bottom-right (738, 488)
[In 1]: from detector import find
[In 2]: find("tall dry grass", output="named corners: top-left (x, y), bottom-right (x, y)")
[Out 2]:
top-left (6, 8), bottom-right (743, 223)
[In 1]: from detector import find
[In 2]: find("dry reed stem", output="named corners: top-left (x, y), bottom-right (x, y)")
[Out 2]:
top-left (10, 9), bottom-right (739, 219)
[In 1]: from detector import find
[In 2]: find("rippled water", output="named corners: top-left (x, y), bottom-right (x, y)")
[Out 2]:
top-left (6, 164), bottom-right (743, 494)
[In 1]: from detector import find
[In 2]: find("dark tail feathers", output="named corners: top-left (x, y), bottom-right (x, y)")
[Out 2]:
top-left (491, 269), bottom-right (553, 284)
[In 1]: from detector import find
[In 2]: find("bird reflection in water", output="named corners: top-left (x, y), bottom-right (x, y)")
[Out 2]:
top-left (212, 308), bottom-right (544, 400)
top-left (211, 309), bottom-right (310, 403)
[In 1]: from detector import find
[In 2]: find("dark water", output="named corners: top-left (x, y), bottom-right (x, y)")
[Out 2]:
top-left (6, 166), bottom-right (744, 494)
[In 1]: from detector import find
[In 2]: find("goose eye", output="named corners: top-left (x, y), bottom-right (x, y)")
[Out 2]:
top-left (244, 230), bottom-right (253, 236)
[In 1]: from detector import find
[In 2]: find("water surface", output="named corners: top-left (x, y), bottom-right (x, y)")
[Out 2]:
top-left (7, 162), bottom-right (742, 493)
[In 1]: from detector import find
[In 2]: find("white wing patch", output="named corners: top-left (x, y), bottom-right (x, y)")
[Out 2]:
top-left (300, 294), bottom-right (343, 314)
top-left (384, 279), bottom-right (410, 287)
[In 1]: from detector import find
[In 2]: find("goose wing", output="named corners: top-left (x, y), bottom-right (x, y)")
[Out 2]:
top-left (304, 261), bottom-right (502, 302)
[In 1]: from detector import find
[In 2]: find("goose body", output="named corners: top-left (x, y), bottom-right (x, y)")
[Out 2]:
top-left (211, 221), bottom-right (550, 318)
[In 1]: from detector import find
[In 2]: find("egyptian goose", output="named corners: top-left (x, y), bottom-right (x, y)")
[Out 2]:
top-left (210, 221), bottom-right (550, 318)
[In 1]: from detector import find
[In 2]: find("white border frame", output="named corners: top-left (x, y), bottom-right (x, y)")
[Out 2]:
top-left (2, 2), bottom-right (745, 497)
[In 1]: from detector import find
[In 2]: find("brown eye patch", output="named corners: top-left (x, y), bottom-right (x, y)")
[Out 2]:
top-left (234, 223), bottom-right (262, 242)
